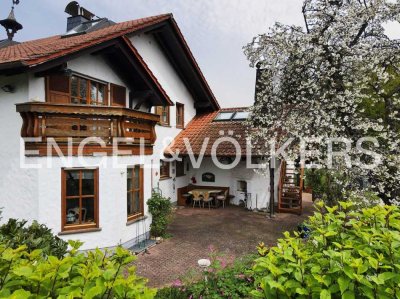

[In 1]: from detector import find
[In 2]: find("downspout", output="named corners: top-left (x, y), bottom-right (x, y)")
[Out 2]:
top-left (269, 160), bottom-right (275, 218)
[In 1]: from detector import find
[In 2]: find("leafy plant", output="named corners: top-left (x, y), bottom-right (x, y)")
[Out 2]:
top-left (147, 192), bottom-right (173, 238)
top-left (156, 248), bottom-right (256, 299)
top-left (251, 201), bottom-right (400, 298)
top-left (0, 218), bottom-right (68, 258)
top-left (0, 240), bottom-right (156, 299)
top-left (304, 169), bottom-right (346, 204)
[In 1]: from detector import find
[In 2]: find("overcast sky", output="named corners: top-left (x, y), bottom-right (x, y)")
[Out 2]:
top-left (0, 0), bottom-right (305, 107)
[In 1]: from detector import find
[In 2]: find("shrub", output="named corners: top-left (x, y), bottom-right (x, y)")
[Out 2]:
top-left (0, 218), bottom-right (68, 258)
top-left (156, 248), bottom-right (256, 299)
top-left (0, 240), bottom-right (156, 299)
top-left (304, 169), bottom-right (346, 204)
top-left (251, 201), bottom-right (400, 298)
top-left (346, 190), bottom-right (384, 210)
top-left (147, 192), bottom-right (173, 238)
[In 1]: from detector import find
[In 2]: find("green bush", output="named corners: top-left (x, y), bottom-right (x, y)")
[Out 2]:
top-left (0, 218), bottom-right (68, 258)
top-left (147, 192), bottom-right (173, 238)
top-left (304, 169), bottom-right (345, 204)
top-left (0, 240), bottom-right (155, 299)
top-left (251, 201), bottom-right (400, 298)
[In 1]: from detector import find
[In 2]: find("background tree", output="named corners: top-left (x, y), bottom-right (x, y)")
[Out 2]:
top-left (244, 0), bottom-right (400, 204)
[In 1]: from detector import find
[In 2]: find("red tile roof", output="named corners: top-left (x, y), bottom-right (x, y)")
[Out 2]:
top-left (0, 13), bottom-right (220, 110)
top-left (166, 108), bottom-right (253, 157)
top-left (0, 14), bottom-right (171, 66)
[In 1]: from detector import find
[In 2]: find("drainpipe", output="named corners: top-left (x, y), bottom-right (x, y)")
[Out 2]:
top-left (151, 159), bottom-right (153, 191)
top-left (269, 160), bottom-right (275, 218)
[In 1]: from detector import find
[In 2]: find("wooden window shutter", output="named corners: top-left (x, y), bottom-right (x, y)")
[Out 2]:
top-left (110, 84), bottom-right (126, 107)
top-left (46, 75), bottom-right (70, 104)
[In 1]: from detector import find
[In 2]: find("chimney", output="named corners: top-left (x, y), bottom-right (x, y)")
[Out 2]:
top-left (65, 1), bottom-right (95, 32)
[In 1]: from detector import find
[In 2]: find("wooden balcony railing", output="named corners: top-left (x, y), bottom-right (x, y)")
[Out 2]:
top-left (16, 102), bottom-right (159, 156)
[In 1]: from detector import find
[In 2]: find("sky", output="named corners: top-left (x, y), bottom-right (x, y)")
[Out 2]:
top-left (0, 0), bottom-right (305, 108)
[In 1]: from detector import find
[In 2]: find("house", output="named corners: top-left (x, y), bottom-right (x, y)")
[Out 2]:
top-left (0, 2), bottom-right (302, 250)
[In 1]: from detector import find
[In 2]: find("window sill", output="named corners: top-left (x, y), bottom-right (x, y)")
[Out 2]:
top-left (159, 176), bottom-right (171, 181)
top-left (126, 215), bottom-right (148, 226)
top-left (58, 227), bottom-right (102, 236)
top-left (157, 124), bottom-right (171, 128)
top-left (176, 125), bottom-right (184, 129)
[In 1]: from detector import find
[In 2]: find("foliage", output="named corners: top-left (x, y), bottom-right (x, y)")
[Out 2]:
top-left (147, 192), bottom-right (173, 238)
top-left (0, 240), bottom-right (156, 299)
top-left (251, 201), bottom-right (400, 298)
top-left (244, 0), bottom-right (400, 204)
top-left (0, 218), bottom-right (68, 258)
top-left (345, 190), bottom-right (384, 211)
top-left (156, 248), bottom-right (256, 299)
top-left (304, 169), bottom-right (345, 204)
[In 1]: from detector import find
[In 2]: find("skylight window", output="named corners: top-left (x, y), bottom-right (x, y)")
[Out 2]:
top-left (232, 111), bottom-right (249, 120)
top-left (214, 112), bottom-right (235, 121)
top-left (214, 110), bottom-right (250, 121)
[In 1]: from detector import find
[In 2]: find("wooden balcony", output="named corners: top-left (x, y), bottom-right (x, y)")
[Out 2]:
top-left (16, 102), bottom-right (159, 156)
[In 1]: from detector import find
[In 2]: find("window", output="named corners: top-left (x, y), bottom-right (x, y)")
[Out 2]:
top-left (47, 74), bottom-right (108, 106)
top-left (176, 103), bottom-right (184, 128)
top-left (90, 81), bottom-right (106, 106)
top-left (62, 168), bottom-right (98, 231)
top-left (213, 110), bottom-right (250, 121)
top-left (127, 166), bottom-right (144, 221)
top-left (155, 106), bottom-right (170, 126)
top-left (176, 158), bottom-right (185, 177)
top-left (237, 180), bottom-right (248, 192)
top-left (214, 112), bottom-right (235, 121)
top-left (71, 76), bottom-right (88, 104)
top-left (160, 160), bottom-right (170, 179)
top-left (232, 111), bottom-right (249, 120)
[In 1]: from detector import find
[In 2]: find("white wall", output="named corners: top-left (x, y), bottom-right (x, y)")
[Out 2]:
top-left (184, 157), bottom-right (271, 210)
top-left (28, 73), bottom-right (45, 102)
top-left (130, 33), bottom-right (197, 129)
top-left (68, 54), bottom-right (132, 107)
top-left (130, 33), bottom-right (198, 202)
top-left (0, 74), bottom-right (39, 223)
top-left (33, 155), bottom-right (153, 250)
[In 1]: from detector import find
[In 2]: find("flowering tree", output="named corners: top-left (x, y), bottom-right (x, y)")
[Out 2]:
top-left (244, 0), bottom-right (400, 204)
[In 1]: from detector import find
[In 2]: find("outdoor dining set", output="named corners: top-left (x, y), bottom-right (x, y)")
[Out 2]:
top-left (183, 189), bottom-right (230, 209)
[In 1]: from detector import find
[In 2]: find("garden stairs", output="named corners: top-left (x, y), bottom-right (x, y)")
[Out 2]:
top-left (278, 161), bottom-right (304, 215)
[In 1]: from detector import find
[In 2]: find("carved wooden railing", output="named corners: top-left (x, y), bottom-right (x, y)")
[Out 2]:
top-left (16, 102), bottom-right (159, 156)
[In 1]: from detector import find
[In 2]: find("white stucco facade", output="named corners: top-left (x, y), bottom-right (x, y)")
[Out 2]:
top-left (0, 31), bottom-right (273, 251)
top-left (0, 34), bottom-right (201, 250)
top-left (130, 33), bottom-right (198, 202)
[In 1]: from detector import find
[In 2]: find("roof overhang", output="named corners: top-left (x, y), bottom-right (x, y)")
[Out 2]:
top-left (144, 18), bottom-right (220, 112)
top-left (1, 37), bottom-right (173, 107)
top-left (0, 14), bottom-right (219, 110)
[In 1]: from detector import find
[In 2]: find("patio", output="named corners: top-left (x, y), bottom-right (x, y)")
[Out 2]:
top-left (134, 194), bottom-right (314, 287)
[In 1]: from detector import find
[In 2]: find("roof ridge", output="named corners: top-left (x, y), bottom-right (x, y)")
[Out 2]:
top-left (0, 13), bottom-right (172, 65)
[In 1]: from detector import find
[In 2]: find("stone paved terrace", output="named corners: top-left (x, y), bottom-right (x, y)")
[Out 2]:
top-left (134, 194), bottom-right (314, 288)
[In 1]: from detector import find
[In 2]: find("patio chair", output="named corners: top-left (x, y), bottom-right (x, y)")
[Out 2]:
top-left (192, 191), bottom-right (202, 208)
top-left (216, 190), bottom-right (228, 208)
top-left (202, 192), bottom-right (213, 210)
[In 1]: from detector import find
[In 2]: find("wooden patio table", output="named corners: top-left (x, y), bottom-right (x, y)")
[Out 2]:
top-left (188, 189), bottom-right (223, 208)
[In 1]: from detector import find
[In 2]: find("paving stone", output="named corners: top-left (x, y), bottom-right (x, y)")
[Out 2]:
top-left (134, 195), bottom-right (314, 288)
